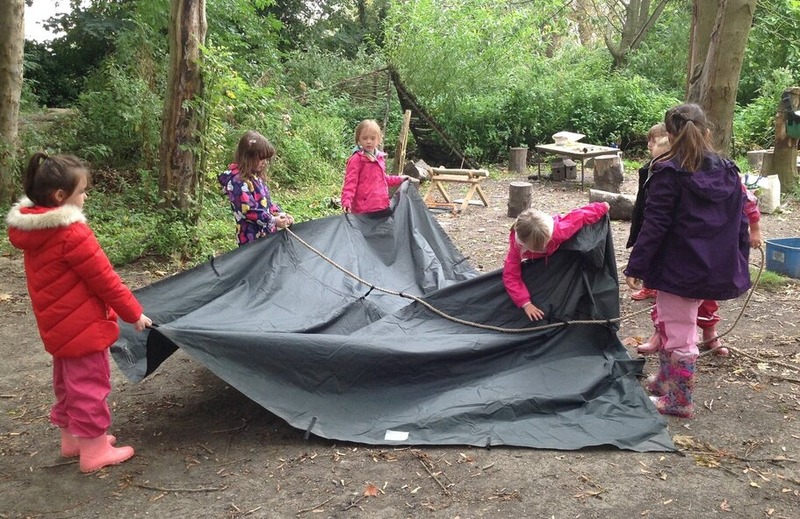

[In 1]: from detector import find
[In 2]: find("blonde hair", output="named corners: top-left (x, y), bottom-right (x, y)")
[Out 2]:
top-left (354, 119), bottom-right (382, 143)
top-left (652, 136), bottom-right (670, 157)
top-left (646, 123), bottom-right (667, 141)
top-left (514, 209), bottom-right (553, 252)
top-left (234, 131), bottom-right (276, 180)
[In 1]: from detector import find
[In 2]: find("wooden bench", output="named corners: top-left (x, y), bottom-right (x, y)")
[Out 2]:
top-left (422, 167), bottom-right (490, 212)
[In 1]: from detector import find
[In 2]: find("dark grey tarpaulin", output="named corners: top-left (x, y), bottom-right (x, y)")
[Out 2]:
top-left (112, 184), bottom-right (674, 452)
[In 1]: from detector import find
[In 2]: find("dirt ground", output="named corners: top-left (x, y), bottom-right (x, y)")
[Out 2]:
top-left (2, 167), bottom-right (800, 519)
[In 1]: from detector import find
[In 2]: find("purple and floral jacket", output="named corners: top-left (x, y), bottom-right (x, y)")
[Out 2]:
top-left (219, 163), bottom-right (284, 246)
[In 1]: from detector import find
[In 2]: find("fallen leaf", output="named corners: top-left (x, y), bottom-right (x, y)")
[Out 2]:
top-left (720, 499), bottom-right (731, 512)
top-left (363, 483), bottom-right (379, 497)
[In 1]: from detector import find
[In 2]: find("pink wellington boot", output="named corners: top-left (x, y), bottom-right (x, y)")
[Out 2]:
top-left (649, 352), bottom-right (696, 419)
top-left (637, 330), bottom-right (662, 355)
top-left (60, 428), bottom-right (117, 457)
top-left (78, 435), bottom-right (134, 473)
top-left (644, 349), bottom-right (670, 396)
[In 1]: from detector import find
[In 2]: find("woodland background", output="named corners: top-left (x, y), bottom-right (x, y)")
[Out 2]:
top-left (0, 0), bottom-right (799, 266)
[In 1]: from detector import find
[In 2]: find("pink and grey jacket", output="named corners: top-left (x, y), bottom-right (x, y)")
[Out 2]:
top-left (341, 149), bottom-right (405, 214)
top-left (503, 202), bottom-right (609, 308)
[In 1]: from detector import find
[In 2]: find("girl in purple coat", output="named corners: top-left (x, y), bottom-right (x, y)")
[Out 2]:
top-left (624, 104), bottom-right (751, 418)
top-left (341, 120), bottom-right (412, 214)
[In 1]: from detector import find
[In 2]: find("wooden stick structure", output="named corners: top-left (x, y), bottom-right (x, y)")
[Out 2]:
top-left (423, 167), bottom-right (490, 212)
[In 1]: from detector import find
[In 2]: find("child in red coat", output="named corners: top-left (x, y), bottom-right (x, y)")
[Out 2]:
top-left (341, 119), bottom-right (414, 214)
top-left (6, 152), bottom-right (151, 473)
top-left (503, 202), bottom-right (610, 320)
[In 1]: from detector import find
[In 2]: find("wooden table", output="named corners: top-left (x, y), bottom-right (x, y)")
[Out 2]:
top-left (534, 142), bottom-right (621, 189)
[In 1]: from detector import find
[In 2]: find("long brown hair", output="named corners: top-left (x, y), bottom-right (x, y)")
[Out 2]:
top-left (23, 152), bottom-right (90, 207)
top-left (660, 103), bottom-right (716, 172)
top-left (234, 131), bottom-right (276, 181)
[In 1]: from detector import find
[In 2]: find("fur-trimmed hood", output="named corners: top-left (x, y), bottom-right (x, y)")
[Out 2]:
top-left (6, 198), bottom-right (87, 252)
top-left (6, 197), bottom-right (86, 230)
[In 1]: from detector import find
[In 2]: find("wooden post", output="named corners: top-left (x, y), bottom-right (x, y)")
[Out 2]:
top-left (507, 181), bottom-right (532, 218)
top-left (509, 147), bottom-right (528, 173)
top-left (592, 154), bottom-right (623, 193)
top-left (763, 87), bottom-right (799, 189)
top-left (392, 109), bottom-right (412, 174)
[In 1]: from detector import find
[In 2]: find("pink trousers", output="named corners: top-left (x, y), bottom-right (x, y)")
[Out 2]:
top-left (654, 291), bottom-right (702, 356)
top-left (50, 349), bottom-right (112, 438)
top-left (651, 298), bottom-right (719, 329)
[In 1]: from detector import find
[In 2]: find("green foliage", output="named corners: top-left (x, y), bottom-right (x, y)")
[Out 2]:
top-left (624, 1), bottom-right (690, 96)
top-left (64, 60), bottom-right (162, 168)
top-left (755, 266), bottom-right (795, 292)
top-left (739, 0), bottom-right (800, 104)
top-left (733, 68), bottom-right (795, 155)
top-left (23, 1), bottom-right (131, 107)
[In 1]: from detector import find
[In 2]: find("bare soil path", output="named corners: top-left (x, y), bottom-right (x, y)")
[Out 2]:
top-left (2, 170), bottom-right (799, 519)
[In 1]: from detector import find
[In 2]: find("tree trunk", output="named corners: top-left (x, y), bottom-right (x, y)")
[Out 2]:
top-left (159, 0), bottom-right (207, 213)
top-left (765, 87), bottom-right (800, 190)
top-left (686, 0), bottom-right (757, 156)
top-left (0, 0), bottom-right (24, 204)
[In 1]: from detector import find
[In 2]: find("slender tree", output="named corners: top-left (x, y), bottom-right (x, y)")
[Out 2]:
top-left (686, 0), bottom-right (757, 155)
top-left (0, 0), bottom-right (25, 204)
top-left (159, 0), bottom-right (207, 213)
top-left (585, 0), bottom-right (671, 69)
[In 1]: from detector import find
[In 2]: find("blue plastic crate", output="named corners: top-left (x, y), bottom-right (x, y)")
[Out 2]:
top-left (765, 237), bottom-right (800, 279)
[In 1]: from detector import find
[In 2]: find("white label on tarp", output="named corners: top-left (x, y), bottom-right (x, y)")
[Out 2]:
top-left (384, 429), bottom-right (409, 441)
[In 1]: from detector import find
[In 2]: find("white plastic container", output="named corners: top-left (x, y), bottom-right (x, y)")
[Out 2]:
top-left (743, 174), bottom-right (781, 214)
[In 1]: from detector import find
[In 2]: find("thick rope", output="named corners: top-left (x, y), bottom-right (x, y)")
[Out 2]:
top-left (285, 228), bottom-right (651, 333)
top-left (698, 245), bottom-right (765, 357)
top-left (286, 228), bottom-right (763, 357)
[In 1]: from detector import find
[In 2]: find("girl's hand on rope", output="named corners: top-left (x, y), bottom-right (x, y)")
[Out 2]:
top-left (522, 302), bottom-right (545, 321)
top-left (625, 276), bottom-right (642, 291)
top-left (750, 227), bottom-right (763, 249)
top-left (275, 212), bottom-right (293, 229)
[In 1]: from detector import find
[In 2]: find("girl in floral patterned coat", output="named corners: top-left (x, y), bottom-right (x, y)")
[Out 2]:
top-left (219, 131), bottom-right (294, 246)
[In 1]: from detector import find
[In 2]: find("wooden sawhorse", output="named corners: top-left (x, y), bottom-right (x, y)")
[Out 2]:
top-left (423, 167), bottom-right (490, 212)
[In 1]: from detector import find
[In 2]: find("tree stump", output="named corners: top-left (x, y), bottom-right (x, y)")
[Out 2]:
top-left (507, 181), bottom-right (532, 218)
top-left (592, 154), bottom-right (623, 193)
top-left (509, 147), bottom-right (528, 174)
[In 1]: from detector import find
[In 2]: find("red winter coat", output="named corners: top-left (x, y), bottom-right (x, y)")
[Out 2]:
top-left (6, 199), bottom-right (144, 358)
top-left (340, 150), bottom-right (405, 214)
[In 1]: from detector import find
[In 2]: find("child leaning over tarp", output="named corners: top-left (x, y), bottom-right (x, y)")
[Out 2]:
top-left (340, 119), bottom-right (414, 214)
top-left (503, 201), bottom-right (610, 321)
top-left (628, 133), bottom-right (762, 358)
top-left (624, 103), bottom-right (751, 419)
top-left (6, 152), bottom-right (152, 472)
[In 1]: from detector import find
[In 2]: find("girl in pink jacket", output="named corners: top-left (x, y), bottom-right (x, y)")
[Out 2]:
top-left (503, 202), bottom-right (610, 320)
top-left (6, 152), bottom-right (151, 473)
top-left (341, 119), bottom-right (412, 214)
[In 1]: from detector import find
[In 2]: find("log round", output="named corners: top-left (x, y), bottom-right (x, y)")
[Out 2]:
top-left (507, 181), bottom-right (532, 218)
top-left (592, 154), bottom-right (623, 193)
top-left (509, 147), bottom-right (528, 174)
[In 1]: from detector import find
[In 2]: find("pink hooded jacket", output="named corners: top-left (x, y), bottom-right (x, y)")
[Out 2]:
top-left (503, 202), bottom-right (609, 308)
top-left (341, 150), bottom-right (405, 214)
